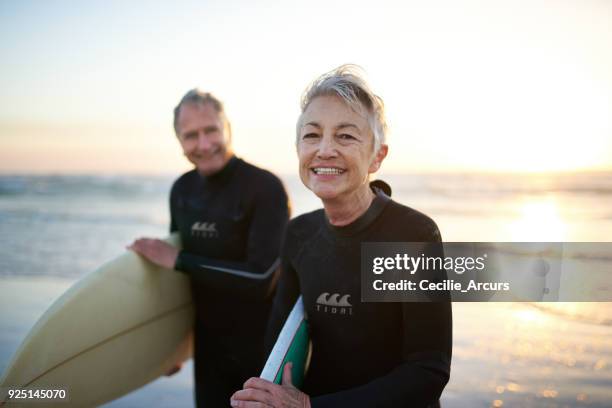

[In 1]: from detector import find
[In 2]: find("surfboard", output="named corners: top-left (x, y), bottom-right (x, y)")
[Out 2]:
top-left (260, 296), bottom-right (310, 388)
top-left (0, 234), bottom-right (193, 407)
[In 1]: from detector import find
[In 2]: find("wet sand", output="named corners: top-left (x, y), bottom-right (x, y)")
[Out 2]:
top-left (2, 277), bottom-right (610, 407)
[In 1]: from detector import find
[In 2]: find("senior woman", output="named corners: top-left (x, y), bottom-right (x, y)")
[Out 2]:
top-left (231, 65), bottom-right (452, 408)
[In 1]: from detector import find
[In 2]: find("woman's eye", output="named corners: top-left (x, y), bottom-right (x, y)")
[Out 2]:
top-left (302, 133), bottom-right (319, 139)
top-left (338, 133), bottom-right (356, 140)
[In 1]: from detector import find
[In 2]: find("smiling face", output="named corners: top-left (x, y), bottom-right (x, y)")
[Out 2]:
top-left (176, 102), bottom-right (232, 176)
top-left (297, 95), bottom-right (387, 202)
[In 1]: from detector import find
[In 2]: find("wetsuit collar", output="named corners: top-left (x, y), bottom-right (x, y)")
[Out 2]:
top-left (200, 155), bottom-right (239, 185)
top-left (324, 182), bottom-right (391, 238)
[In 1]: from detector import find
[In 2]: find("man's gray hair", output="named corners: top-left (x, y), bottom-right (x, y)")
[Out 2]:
top-left (297, 64), bottom-right (388, 151)
top-left (173, 89), bottom-right (229, 135)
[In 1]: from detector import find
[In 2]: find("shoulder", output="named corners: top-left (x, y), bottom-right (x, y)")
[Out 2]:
top-left (281, 209), bottom-right (324, 260)
top-left (170, 169), bottom-right (198, 197)
top-left (286, 209), bottom-right (325, 241)
top-left (382, 199), bottom-right (442, 242)
top-left (238, 159), bottom-right (288, 194)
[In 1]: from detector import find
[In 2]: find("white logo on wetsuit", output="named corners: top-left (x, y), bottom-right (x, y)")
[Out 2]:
top-left (315, 292), bottom-right (353, 315)
top-left (191, 221), bottom-right (219, 238)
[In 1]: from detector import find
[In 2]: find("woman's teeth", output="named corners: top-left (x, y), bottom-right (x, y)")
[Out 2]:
top-left (313, 167), bottom-right (344, 175)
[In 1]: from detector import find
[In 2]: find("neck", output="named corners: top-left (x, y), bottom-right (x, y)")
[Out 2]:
top-left (323, 184), bottom-right (375, 227)
top-left (219, 150), bottom-right (234, 169)
top-left (199, 152), bottom-right (235, 178)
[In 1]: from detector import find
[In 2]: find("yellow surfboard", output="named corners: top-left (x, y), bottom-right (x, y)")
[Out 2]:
top-left (0, 234), bottom-right (193, 407)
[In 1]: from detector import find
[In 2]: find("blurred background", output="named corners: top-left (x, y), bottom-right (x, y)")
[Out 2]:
top-left (1, 1), bottom-right (611, 406)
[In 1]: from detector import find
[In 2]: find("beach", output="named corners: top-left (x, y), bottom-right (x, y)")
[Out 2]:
top-left (1, 172), bottom-right (611, 407)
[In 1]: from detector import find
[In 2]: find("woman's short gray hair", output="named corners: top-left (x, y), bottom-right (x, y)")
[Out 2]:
top-left (173, 89), bottom-right (229, 135)
top-left (297, 64), bottom-right (387, 151)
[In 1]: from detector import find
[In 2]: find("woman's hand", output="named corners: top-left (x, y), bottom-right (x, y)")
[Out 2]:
top-left (230, 362), bottom-right (311, 408)
top-left (128, 238), bottom-right (179, 270)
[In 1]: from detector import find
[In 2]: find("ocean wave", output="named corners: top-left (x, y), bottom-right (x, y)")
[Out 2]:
top-left (4, 173), bottom-right (612, 198)
top-left (386, 172), bottom-right (612, 197)
top-left (0, 175), bottom-right (173, 197)
top-left (0, 208), bottom-right (164, 227)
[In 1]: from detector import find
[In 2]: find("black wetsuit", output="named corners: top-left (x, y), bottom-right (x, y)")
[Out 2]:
top-left (170, 156), bottom-right (290, 407)
top-left (266, 184), bottom-right (452, 408)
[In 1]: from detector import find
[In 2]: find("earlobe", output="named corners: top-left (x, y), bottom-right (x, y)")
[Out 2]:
top-left (226, 122), bottom-right (233, 143)
top-left (369, 144), bottom-right (388, 173)
top-left (369, 160), bottom-right (380, 174)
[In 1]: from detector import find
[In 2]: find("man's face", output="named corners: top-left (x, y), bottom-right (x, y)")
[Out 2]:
top-left (176, 102), bottom-right (232, 176)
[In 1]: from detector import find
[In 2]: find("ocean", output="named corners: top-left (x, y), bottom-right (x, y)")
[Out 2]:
top-left (0, 172), bottom-right (611, 407)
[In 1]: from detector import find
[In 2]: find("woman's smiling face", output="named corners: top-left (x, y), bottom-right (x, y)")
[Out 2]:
top-left (297, 94), bottom-right (386, 202)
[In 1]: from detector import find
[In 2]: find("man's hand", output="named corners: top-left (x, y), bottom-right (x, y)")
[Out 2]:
top-left (128, 238), bottom-right (179, 270)
top-left (230, 362), bottom-right (311, 408)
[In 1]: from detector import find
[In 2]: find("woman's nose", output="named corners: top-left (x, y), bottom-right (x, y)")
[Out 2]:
top-left (316, 135), bottom-right (338, 159)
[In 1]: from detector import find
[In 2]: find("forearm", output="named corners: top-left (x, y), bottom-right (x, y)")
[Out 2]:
top-left (310, 351), bottom-right (450, 408)
top-left (174, 252), bottom-right (279, 299)
top-left (311, 298), bottom-right (452, 408)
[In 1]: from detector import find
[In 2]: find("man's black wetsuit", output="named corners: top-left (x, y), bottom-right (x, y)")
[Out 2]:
top-left (170, 156), bottom-right (290, 407)
top-left (266, 183), bottom-right (452, 408)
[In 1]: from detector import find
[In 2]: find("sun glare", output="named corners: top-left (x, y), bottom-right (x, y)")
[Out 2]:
top-left (512, 308), bottom-right (546, 324)
top-left (507, 198), bottom-right (567, 241)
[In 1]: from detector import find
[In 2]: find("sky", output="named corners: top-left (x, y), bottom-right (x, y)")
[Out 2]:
top-left (1, 0), bottom-right (611, 175)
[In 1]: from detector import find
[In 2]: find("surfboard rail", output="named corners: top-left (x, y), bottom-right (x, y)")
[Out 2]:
top-left (260, 296), bottom-right (311, 388)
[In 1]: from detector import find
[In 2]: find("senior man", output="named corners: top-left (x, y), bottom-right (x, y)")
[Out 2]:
top-left (130, 89), bottom-right (290, 407)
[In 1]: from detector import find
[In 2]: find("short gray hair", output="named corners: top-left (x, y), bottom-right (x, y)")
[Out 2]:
top-left (297, 64), bottom-right (387, 151)
top-left (173, 89), bottom-right (229, 135)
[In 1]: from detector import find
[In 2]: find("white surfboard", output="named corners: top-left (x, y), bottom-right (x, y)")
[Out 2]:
top-left (0, 234), bottom-right (193, 407)
top-left (260, 296), bottom-right (310, 388)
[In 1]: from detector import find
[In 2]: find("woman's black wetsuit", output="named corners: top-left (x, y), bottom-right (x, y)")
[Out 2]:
top-left (266, 183), bottom-right (452, 408)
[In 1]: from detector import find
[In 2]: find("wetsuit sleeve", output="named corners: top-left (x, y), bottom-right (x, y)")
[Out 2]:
top-left (309, 308), bottom-right (451, 408)
top-left (309, 222), bottom-right (452, 408)
top-left (264, 228), bottom-right (301, 355)
top-left (173, 177), bottom-right (289, 300)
